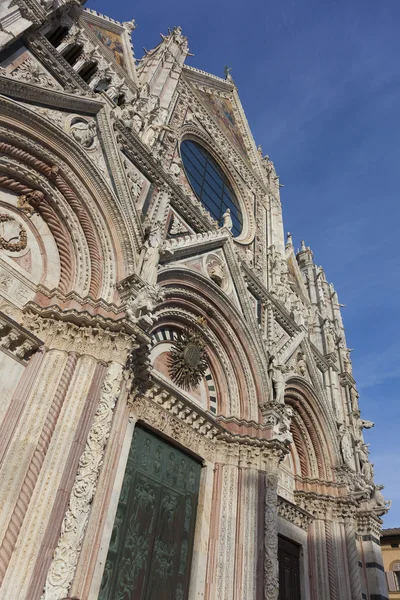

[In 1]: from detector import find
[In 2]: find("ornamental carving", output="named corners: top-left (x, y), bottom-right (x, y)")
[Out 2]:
top-left (0, 215), bottom-right (27, 252)
top-left (167, 323), bottom-right (208, 391)
top-left (42, 362), bottom-right (123, 600)
top-left (6, 58), bottom-right (59, 89)
top-left (69, 118), bottom-right (97, 150)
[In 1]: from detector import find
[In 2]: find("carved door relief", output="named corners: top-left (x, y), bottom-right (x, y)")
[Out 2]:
top-left (99, 425), bottom-right (201, 600)
top-left (278, 536), bottom-right (301, 600)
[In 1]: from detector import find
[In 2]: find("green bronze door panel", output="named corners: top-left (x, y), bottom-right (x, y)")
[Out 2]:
top-left (99, 425), bottom-right (201, 600)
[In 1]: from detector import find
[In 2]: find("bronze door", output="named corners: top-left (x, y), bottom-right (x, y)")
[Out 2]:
top-left (278, 536), bottom-right (301, 600)
top-left (99, 425), bottom-right (201, 600)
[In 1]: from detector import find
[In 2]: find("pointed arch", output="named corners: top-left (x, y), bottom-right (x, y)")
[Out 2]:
top-left (154, 266), bottom-right (269, 421)
top-left (285, 377), bottom-right (341, 486)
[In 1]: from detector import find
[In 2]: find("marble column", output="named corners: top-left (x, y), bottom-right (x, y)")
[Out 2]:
top-left (264, 471), bottom-right (279, 600)
top-left (345, 520), bottom-right (363, 600)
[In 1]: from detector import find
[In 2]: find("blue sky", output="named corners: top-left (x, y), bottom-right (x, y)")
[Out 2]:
top-left (87, 0), bottom-right (400, 526)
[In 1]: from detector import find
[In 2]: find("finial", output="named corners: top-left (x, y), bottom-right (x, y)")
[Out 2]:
top-left (300, 240), bottom-right (306, 252)
top-left (123, 19), bottom-right (136, 32)
top-left (286, 232), bottom-right (293, 246)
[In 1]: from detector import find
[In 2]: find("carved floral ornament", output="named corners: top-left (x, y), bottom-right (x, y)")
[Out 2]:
top-left (0, 215), bottom-right (27, 252)
top-left (167, 319), bottom-right (209, 390)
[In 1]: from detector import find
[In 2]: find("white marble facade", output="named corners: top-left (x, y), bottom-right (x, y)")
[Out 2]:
top-left (0, 3), bottom-right (391, 600)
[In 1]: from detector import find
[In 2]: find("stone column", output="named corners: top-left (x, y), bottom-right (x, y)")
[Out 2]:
top-left (264, 470), bottom-right (279, 600)
top-left (0, 308), bottom-right (140, 600)
top-left (308, 518), bottom-right (330, 600)
top-left (344, 519), bottom-right (363, 600)
top-left (204, 454), bottom-right (240, 600)
top-left (325, 520), bottom-right (339, 600)
top-left (357, 513), bottom-right (389, 600)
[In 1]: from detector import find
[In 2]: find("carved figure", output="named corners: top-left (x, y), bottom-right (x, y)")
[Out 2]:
top-left (343, 348), bottom-right (353, 373)
top-left (17, 190), bottom-right (44, 217)
top-left (70, 119), bottom-right (97, 149)
top-left (268, 357), bottom-right (287, 405)
top-left (14, 339), bottom-right (34, 360)
top-left (206, 257), bottom-right (227, 288)
top-left (262, 154), bottom-right (276, 181)
top-left (222, 208), bottom-right (233, 232)
top-left (140, 222), bottom-right (163, 286)
top-left (369, 484), bottom-right (392, 514)
top-left (126, 285), bottom-right (165, 326)
top-left (358, 443), bottom-right (374, 483)
top-left (325, 323), bottom-right (336, 354)
top-left (296, 351), bottom-right (307, 376)
top-left (339, 426), bottom-right (356, 470)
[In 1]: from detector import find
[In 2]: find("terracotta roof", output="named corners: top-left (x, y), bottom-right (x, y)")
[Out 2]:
top-left (381, 528), bottom-right (400, 536)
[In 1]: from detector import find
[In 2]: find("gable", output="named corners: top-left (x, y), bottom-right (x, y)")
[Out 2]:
top-left (196, 90), bottom-right (248, 161)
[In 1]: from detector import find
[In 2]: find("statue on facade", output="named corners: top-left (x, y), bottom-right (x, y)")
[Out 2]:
top-left (324, 322), bottom-right (336, 354)
top-left (126, 285), bottom-right (165, 327)
top-left (140, 222), bottom-right (163, 286)
top-left (70, 119), bottom-right (97, 149)
top-left (369, 484), bottom-right (392, 514)
top-left (268, 357), bottom-right (288, 404)
top-left (296, 351), bottom-right (307, 376)
top-left (222, 208), bottom-right (233, 231)
top-left (358, 442), bottom-right (374, 483)
top-left (339, 426), bottom-right (356, 470)
top-left (343, 348), bottom-right (353, 373)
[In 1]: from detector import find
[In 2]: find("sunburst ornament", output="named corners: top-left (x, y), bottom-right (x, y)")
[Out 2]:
top-left (167, 324), bottom-right (208, 391)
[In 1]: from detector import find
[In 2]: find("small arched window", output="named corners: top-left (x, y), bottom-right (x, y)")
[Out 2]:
top-left (180, 140), bottom-right (243, 236)
top-left (78, 62), bottom-right (98, 84)
top-left (45, 26), bottom-right (69, 48)
top-left (62, 44), bottom-right (83, 67)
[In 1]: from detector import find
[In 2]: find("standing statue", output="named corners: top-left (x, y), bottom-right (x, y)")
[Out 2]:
top-left (339, 426), bottom-right (356, 470)
top-left (222, 208), bottom-right (233, 231)
top-left (343, 348), bottom-right (353, 374)
top-left (268, 357), bottom-right (287, 405)
top-left (140, 222), bottom-right (163, 286)
top-left (325, 322), bottom-right (336, 354)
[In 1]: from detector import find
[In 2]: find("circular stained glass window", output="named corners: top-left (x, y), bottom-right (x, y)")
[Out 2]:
top-left (180, 140), bottom-right (243, 236)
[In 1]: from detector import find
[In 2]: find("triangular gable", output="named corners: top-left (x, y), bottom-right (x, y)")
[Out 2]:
top-left (195, 89), bottom-right (249, 161)
top-left (183, 67), bottom-right (262, 169)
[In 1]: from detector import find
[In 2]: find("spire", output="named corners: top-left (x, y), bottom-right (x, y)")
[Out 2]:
top-left (285, 232), bottom-right (293, 251)
top-left (296, 239), bottom-right (314, 267)
top-left (137, 26), bottom-right (189, 110)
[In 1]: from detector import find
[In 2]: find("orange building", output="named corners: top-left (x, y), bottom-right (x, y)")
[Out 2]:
top-left (382, 528), bottom-right (400, 597)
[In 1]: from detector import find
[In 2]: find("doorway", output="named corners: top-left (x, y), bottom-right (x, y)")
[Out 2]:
top-left (278, 535), bottom-right (301, 600)
top-left (98, 425), bottom-right (201, 600)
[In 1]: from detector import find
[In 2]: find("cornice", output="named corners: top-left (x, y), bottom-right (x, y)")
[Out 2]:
top-left (0, 76), bottom-right (103, 112)
top-left (182, 64), bottom-right (235, 92)
top-left (278, 496), bottom-right (314, 530)
top-left (310, 341), bottom-right (329, 373)
top-left (0, 311), bottom-right (42, 363)
top-left (22, 302), bottom-right (149, 362)
top-left (133, 377), bottom-right (290, 464)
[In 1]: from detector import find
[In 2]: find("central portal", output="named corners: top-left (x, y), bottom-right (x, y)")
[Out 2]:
top-left (278, 535), bottom-right (301, 600)
top-left (99, 425), bottom-right (201, 600)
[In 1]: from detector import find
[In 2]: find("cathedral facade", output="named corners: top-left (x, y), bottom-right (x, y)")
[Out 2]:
top-left (0, 2), bottom-right (391, 599)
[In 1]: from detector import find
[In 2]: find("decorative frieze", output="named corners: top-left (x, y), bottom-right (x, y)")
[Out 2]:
top-left (22, 308), bottom-right (138, 363)
top-left (0, 311), bottom-right (41, 362)
top-left (277, 496), bottom-right (314, 531)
